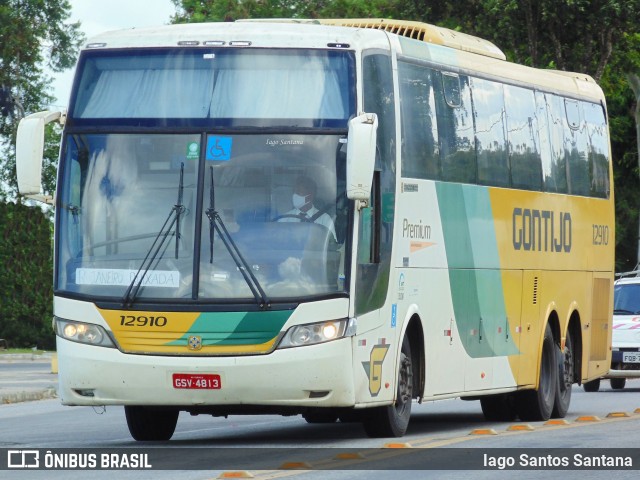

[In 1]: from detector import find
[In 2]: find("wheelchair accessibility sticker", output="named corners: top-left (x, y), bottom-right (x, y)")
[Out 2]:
top-left (206, 136), bottom-right (232, 161)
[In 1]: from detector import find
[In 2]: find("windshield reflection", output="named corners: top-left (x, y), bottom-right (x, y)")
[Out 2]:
top-left (57, 133), bottom-right (349, 303)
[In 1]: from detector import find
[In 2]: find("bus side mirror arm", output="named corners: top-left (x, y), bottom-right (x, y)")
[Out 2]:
top-left (346, 112), bottom-right (378, 207)
top-left (16, 110), bottom-right (65, 203)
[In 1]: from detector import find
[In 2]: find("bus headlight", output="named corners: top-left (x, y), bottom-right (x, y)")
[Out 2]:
top-left (278, 319), bottom-right (354, 349)
top-left (55, 318), bottom-right (115, 348)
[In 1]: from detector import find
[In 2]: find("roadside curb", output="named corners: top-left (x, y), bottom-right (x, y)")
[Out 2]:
top-left (0, 353), bottom-right (54, 363)
top-left (1, 388), bottom-right (57, 405)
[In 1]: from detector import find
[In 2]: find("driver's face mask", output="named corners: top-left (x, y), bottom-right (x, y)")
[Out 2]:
top-left (292, 193), bottom-right (309, 209)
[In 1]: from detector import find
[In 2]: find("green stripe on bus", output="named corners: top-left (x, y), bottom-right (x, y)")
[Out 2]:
top-left (436, 183), bottom-right (519, 358)
top-left (166, 310), bottom-right (292, 346)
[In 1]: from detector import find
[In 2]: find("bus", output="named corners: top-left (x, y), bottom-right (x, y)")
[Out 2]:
top-left (16, 18), bottom-right (614, 440)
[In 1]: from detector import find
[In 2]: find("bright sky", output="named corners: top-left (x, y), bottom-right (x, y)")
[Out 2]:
top-left (50, 0), bottom-right (176, 107)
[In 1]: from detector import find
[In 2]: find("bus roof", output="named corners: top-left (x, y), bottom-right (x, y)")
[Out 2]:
top-left (317, 18), bottom-right (506, 60)
top-left (83, 19), bottom-right (604, 103)
top-left (83, 21), bottom-right (390, 51)
top-left (316, 18), bottom-right (603, 102)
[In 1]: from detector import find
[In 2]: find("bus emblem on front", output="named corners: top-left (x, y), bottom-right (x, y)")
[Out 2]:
top-left (188, 336), bottom-right (202, 351)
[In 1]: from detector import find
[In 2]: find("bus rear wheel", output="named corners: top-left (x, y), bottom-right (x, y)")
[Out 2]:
top-left (125, 406), bottom-right (179, 441)
top-left (515, 323), bottom-right (557, 421)
top-left (362, 336), bottom-right (413, 438)
top-left (552, 331), bottom-right (573, 418)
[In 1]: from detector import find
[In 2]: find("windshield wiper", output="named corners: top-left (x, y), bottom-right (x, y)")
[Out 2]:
top-left (205, 166), bottom-right (270, 309)
top-left (122, 163), bottom-right (185, 308)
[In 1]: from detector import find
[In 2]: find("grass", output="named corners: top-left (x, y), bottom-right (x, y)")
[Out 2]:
top-left (0, 348), bottom-right (50, 355)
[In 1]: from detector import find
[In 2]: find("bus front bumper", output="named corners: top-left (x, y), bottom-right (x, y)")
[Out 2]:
top-left (57, 337), bottom-right (356, 409)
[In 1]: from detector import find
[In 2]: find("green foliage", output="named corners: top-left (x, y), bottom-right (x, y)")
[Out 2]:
top-left (0, 0), bottom-right (83, 200)
top-left (170, 0), bottom-right (414, 22)
top-left (0, 0), bottom-right (79, 348)
top-left (0, 202), bottom-right (54, 349)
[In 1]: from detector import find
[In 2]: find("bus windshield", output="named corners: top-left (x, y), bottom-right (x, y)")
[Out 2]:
top-left (70, 48), bottom-right (355, 128)
top-left (57, 133), bottom-right (349, 303)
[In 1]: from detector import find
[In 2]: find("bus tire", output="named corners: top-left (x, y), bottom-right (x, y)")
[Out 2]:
top-left (582, 379), bottom-right (600, 392)
top-left (125, 406), bottom-right (178, 441)
top-left (515, 323), bottom-right (557, 421)
top-left (552, 331), bottom-right (573, 418)
top-left (610, 378), bottom-right (626, 390)
top-left (362, 336), bottom-right (413, 438)
top-left (480, 393), bottom-right (517, 421)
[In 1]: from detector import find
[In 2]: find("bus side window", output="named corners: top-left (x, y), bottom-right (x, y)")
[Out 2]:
top-left (398, 61), bottom-right (440, 180)
top-left (472, 77), bottom-right (509, 188)
top-left (564, 99), bottom-right (591, 196)
top-left (437, 73), bottom-right (476, 184)
top-left (583, 102), bottom-right (610, 198)
top-left (504, 84), bottom-right (543, 191)
top-left (537, 92), bottom-right (568, 194)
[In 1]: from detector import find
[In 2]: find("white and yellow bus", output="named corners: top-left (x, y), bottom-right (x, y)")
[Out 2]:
top-left (17, 19), bottom-right (614, 440)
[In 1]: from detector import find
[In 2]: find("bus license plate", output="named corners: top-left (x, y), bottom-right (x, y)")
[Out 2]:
top-left (172, 373), bottom-right (221, 389)
top-left (622, 352), bottom-right (640, 364)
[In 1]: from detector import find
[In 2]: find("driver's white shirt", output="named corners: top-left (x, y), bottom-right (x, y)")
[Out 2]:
top-left (279, 206), bottom-right (337, 241)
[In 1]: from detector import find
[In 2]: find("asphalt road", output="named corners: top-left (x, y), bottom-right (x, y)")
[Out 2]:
top-left (1, 368), bottom-right (640, 480)
top-left (0, 355), bottom-right (57, 403)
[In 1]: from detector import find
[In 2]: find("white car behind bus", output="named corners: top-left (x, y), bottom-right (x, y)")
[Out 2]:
top-left (584, 274), bottom-right (640, 391)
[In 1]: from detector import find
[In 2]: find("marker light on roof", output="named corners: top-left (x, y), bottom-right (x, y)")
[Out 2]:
top-left (204, 40), bottom-right (226, 46)
top-left (86, 43), bottom-right (107, 48)
top-left (178, 40), bottom-right (200, 46)
top-left (229, 41), bottom-right (252, 46)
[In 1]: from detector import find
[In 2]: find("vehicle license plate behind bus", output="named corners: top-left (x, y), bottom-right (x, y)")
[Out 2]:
top-left (622, 352), bottom-right (640, 363)
top-left (172, 373), bottom-right (221, 389)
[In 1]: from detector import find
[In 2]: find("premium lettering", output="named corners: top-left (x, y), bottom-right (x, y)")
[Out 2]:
top-left (403, 219), bottom-right (431, 240)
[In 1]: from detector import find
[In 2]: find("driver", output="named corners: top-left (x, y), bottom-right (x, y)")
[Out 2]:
top-left (279, 175), bottom-right (336, 241)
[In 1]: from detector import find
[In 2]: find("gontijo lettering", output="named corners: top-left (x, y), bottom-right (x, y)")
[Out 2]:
top-left (512, 208), bottom-right (572, 252)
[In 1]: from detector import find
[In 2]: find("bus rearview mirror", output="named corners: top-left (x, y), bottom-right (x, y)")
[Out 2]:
top-left (16, 110), bottom-right (62, 200)
top-left (346, 113), bottom-right (378, 202)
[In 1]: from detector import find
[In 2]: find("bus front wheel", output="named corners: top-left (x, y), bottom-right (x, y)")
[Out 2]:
top-left (362, 336), bottom-right (413, 438)
top-left (125, 406), bottom-right (179, 441)
top-left (515, 323), bottom-right (557, 421)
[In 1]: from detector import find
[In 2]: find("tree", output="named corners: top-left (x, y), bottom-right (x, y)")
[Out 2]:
top-left (0, 201), bottom-right (54, 349)
top-left (170, 0), bottom-right (409, 23)
top-left (0, 1), bottom-right (83, 348)
top-left (0, 0), bottom-right (84, 200)
top-left (606, 32), bottom-right (640, 269)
